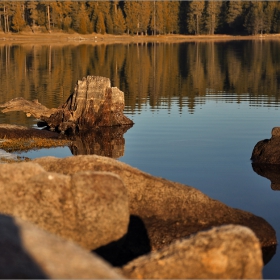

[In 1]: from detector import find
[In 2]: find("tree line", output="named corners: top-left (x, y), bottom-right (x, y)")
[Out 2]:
top-left (0, 1), bottom-right (280, 35)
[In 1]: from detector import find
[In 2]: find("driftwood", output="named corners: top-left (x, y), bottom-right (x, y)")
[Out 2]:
top-left (0, 76), bottom-right (133, 134)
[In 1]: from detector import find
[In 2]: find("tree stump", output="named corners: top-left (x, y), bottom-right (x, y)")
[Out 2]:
top-left (0, 76), bottom-right (133, 134)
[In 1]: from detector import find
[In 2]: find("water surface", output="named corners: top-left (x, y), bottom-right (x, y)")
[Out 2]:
top-left (1, 40), bottom-right (280, 278)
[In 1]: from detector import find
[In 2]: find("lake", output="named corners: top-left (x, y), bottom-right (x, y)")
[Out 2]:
top-left (1, 39), bottom-right (280, 278)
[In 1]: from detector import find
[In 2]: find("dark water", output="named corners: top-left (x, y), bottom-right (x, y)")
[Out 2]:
top-left (1, 40), bottom-right (280, 278)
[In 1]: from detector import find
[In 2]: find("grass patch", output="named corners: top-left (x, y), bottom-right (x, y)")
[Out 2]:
top-left (0, 137), bottom-right (71, 152)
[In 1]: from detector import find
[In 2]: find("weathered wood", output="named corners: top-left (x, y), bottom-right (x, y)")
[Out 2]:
top-left (0, 76), bottom-right (133, 134)
top-left (0, 98), bottom-right (57, 119)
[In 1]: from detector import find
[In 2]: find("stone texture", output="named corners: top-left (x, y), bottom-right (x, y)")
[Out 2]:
top-left (121, 225), bottom-right (263, 279)
top-left (0, 214), bottom-right (124, 279)
top-left (0, 162), bottom-right (129, 250)
top-left (33, 155), bottom-right (277, 250)
top-left (251, 127), bottom-right (280, 164)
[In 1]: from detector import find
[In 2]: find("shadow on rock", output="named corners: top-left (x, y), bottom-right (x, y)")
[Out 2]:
top-left (0, 215), bottom-right (48, 279)
top-left (69, 125), bottom-right (133, 159)
top-left (262, 245), bottom-right (277, 265)
top-left (93, 215), bottom-right (151, 267)
top-left (252, 163), bottom-right (280, 191)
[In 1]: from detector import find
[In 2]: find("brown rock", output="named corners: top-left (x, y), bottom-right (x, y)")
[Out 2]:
top-left (33, 155), bottom-right (277, 250)
top-left (0, 214), bottom-right (124, 279)
top-left (0, 162), bottom-right (129, 250)
top-left (251, 127), bottom-right (280, 164)
top-left (121, 225), bottom-right (263, 279)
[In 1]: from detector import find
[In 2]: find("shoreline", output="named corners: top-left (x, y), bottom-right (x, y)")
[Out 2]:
top-left (0, 31), bottom-right (280, 44)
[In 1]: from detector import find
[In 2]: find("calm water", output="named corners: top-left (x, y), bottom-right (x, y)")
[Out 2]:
top-left (1, 40), bottom-right (280, 278)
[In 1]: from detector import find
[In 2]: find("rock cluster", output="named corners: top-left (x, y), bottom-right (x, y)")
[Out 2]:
top-left (0, 155), bottom-right (276, 278)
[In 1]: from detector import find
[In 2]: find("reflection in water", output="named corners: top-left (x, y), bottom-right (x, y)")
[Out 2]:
top-left (1, 41), bottom-right (280, 277)
top-left (69, 125), bottom-right (132, 159)
top-left (1, 40), bottom-right (280, 127)
top-left (252, 163), bottom-right (280, 191)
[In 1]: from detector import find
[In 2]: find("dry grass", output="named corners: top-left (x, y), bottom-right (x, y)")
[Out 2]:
top-left (0, 137), bottom-right (71, 152)
top-left (0, 156), bottom-right (31, 163)
top-left (1, 31), bottom-right (280, 45)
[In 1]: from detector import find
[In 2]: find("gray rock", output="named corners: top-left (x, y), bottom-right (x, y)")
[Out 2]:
top-left (0, 214), bottom-right (124, 279)
top-left (121, 225), bottom-right (263, 279)
top-left (0, 162), bottom-right (129, 250)
top-left (33, 155), bottom-right (277, 250)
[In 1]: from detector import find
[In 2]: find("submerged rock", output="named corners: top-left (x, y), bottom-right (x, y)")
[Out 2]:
top-left (121, 225), bottom-right (263, 279)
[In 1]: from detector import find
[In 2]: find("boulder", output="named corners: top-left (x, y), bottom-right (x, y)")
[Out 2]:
top-left (0, 214), bottom-right (124, 279)
top-left (251, 127), bottom-right (280, 164)
top-left (0, 162), bottom-right (129, 250)
top-left (121, 225), bottom-right (263, 279)
top-left (33, 155), bottom-right (277, 251)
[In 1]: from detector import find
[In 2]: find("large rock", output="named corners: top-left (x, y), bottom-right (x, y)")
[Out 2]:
top-left (33, 155), bottom-right (277, 251)
top-left (0, 162), bottom-right (129, 250)
top-left (121, 225), bottom-right (263, 279)
top-left (0, 214), bottom-right (124, 279)
top-left (251, 127), bottom-right (280, 164)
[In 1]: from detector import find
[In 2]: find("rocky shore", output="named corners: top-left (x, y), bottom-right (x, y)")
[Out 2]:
top-left (0, 154), bottom-right (276, 278)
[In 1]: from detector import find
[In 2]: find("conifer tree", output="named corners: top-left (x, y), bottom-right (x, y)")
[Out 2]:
top-left (26, 1), bottom-right (38, 28)
top-left (203, 0), bottom-right (222, 35)
top-left (272, 1), bottom-right (280, 33)
top-left (112, 7), bottom-right (126, 35)
top-left (262, 1), bottom-right (277, 34)
top-left (226, 0), bottom-right (244, 34)
top-left (138, 1), bottom-right (152, 35)
top-left (166, 1), bottom-right (179, 34)
top-left (105, 14), bottom-right (113, 34)
top-left (150, 1), bottom-right (165, 35)
top-left (96, 12), bottom-right (106, 34)
top-left (11, 3), bottom-right (25, 32)
top-left (124, 1), bottom-right (139, 35)
top-left (61, 2), bottom-right (73, 32)
top-left (187, 1), bottom-right (205, 35)
top-left (244, 2), bottom-right (264, 35)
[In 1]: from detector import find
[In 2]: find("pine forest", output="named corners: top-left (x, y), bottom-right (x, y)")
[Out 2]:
top-left (0, 1), bottom-right (280, 36)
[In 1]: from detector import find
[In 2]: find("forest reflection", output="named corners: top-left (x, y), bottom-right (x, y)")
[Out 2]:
top-left (0, 40), bottom-right (280, 126)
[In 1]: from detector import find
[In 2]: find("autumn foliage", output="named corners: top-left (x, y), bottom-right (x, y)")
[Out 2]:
top-left (0, 1), bottom-right (280, 35)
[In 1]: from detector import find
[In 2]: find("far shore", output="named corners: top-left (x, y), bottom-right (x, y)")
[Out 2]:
top-left (0, 31), bottom-right (280, 45)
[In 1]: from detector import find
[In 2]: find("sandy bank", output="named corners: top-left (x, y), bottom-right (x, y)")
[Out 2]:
top-left (0, 31), bottom-right (280, 45)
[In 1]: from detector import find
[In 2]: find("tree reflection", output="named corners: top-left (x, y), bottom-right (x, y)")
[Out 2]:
top-left (1, 40), bottom-right (280, 127)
